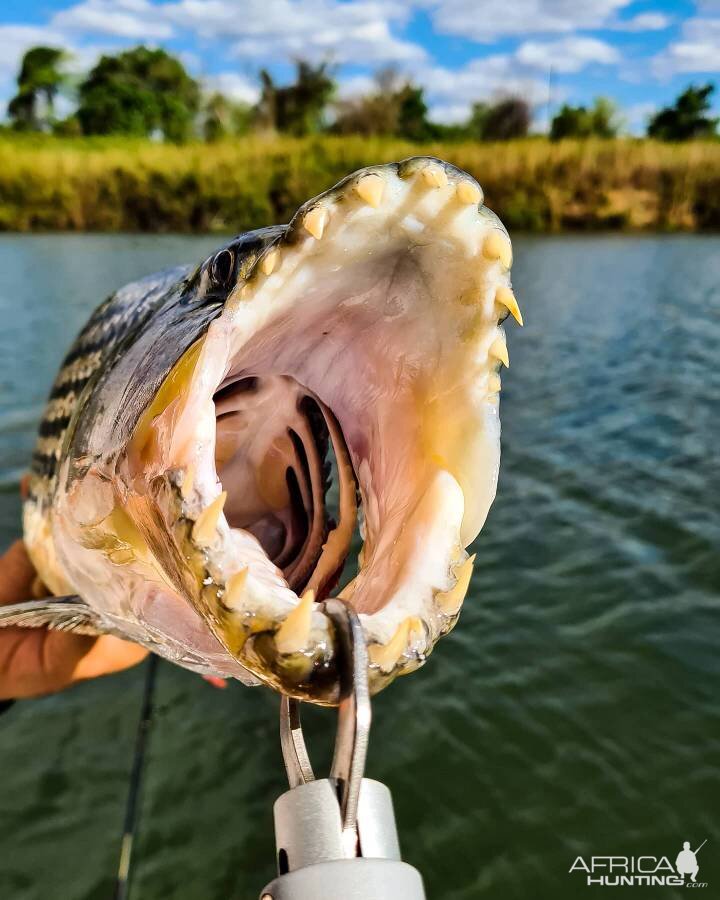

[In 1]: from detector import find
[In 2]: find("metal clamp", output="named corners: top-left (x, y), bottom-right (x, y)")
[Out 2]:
top-left (280, 598), bottom-right (371, 850)
top-left (261, 599), bottom-right (426, 899)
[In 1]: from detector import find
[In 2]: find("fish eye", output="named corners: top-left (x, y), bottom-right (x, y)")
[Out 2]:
top-left (211, 249), bottom-right (234, 287)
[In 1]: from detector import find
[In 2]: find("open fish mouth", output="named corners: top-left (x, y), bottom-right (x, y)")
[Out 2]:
top-left (24, 157), bottom-right (520, 704)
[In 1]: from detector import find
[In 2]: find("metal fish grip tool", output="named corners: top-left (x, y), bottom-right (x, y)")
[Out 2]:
top-left (259, 598), bottom-right (426, 900)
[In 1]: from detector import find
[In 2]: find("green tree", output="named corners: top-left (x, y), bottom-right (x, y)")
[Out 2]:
top-left (396, 84), bottom-right (433, 141)
top-left (591, 97), bottom-right (620, 138)
top-left (466, 101), bottom-right (488, 139)
top-left (551, 104), bottom-right (589, 139)
top-left (332, 68), bottom-right (434, 140)
top-left (332, 68), bottom-right (403, 135)
top-left (484, 97), bottom-right (530, 139)
top-left (257, 62), bottom-right (334, 135)
top-left (8, 46), bottom-right (67, 131)
top-left (52, 115), bottom-right (82, 137)
top-left (202, 92), bottom-right (252, 142)
top-left (550, 97), bottom-right (620, 140)
top-left (77, 47), bottom-right (200, 141)
top-left (467, 97), bottom-right (530, 141)
top-left (647, 84), bottom-right (718, 141)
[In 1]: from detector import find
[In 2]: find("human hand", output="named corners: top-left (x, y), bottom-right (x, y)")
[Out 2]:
top-left (0, 540), bottom-right (148, 700)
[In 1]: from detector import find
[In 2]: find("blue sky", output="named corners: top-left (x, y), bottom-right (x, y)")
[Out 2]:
top-left (1, 0), bottom-right (718, 132)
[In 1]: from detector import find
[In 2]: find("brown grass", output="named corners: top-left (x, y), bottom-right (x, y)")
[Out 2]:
top-left (1, 134), bottom-right (719, 232)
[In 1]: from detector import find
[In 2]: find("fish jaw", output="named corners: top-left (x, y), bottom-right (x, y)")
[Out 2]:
top-left (44, 157), bottom-right (519, 703)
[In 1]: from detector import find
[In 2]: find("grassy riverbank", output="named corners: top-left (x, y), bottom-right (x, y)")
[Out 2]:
top-left (2, 134), bottom-right (720, 232)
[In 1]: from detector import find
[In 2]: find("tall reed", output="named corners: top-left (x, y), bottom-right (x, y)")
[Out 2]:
top-left (1, 134), bottom-right (718, 232)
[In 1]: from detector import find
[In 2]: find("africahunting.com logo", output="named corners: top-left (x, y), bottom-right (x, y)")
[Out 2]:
top-left (569, 840), bottom-right (708, 888)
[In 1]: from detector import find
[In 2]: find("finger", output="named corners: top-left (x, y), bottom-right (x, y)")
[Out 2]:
top-left (0, 541), bottom-right (36, 605)
top-left (0, 628), bottom-right (94, 699)
top-left (30, 577), bottom-right (48, 599)
top-left (71, 636), bottom-right (149, 682)
top-left (0, 540), bottom-right (148, 698)
top-left (1, 630), bottom-right (149, 699)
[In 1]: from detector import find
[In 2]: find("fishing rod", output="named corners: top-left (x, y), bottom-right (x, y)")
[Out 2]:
top-left (112, 653), bottom-right (159, 900)
top-left (106, 604), bottom-right (424, 899)
top-left (694, 839), bottom-right (707, 855)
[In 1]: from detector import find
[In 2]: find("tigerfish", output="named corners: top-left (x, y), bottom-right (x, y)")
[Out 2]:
top-left (1, 157), bottom-right (521, 704)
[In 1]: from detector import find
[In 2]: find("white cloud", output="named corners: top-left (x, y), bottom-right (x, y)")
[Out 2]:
top-left (336, 74), bottom-right (376, 100)
top-left (162, 0), bottom-right (424, 64)
top-left (429, 102), bottom-right (476, 124)
top-left (411, 55), bottom-right (550, 126)
top-left (230, 20), bottom-right (424, 65)
top-left (0, 0), bottom-right (680, 130)
top-left (618, 12), bottom-right (671, 32)
top-left (675, 15), bottom-right (720, 42)
top-left (204, 72), bottom-right (259, 104)
top-left (422, 0), bottom-right (670, 40)
top-left (516, 36), bottom-right (619, 72)
top-left (177, 49), bottom-right (202, 72)
top-left (422, 0), bottom-right (630, 41)
top-left (623, 101), bottom-right (656, 134)
top-left (64, 43), bottom-right (118, 74)
top-left (653, 16), bottom-right (720, 74)
top-left (412, 34), bottom-right (619, 126)
top-left (52, 0), bottom-right (173, 39)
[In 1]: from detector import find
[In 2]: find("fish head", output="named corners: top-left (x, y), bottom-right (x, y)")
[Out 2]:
top-left (52, 158), bottom-right (520, 703)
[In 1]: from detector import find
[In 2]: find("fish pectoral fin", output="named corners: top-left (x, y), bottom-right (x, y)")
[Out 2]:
top-left (0, 595), bottom-right (107, 636)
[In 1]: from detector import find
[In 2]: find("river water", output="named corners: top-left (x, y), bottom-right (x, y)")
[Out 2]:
top-left (0, 234), bottom-right (717, 899)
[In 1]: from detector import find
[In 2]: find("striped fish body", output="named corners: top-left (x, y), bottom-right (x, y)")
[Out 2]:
top-left (8, 158), bottom-right (516, 704)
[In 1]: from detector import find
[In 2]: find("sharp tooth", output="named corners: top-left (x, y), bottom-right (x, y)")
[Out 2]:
top-left (355, 174), bottom-right (384, 208)
top-left (489, 336), bottom-right (509, 368)
top-left (261, 249), bottom-right (278, 276)
top-left (495, 285), bottom-right (523, 326)
top-left (488, 373), bottom-right (501, 394)
top-left (192, 491), bottom-right (227, 546)
top-left (180, 463), bottom-right (195, 499)
top-left (240, 284), bottom-right (252, 299)
top-left (303, 207), bottom-right (328, 240)
top-left (482, 231), bottom-right (513, 269)
top-left (457, 180), bottom-right (481, 205)
top-left (436, 555), bottom-right (475, 615)
top-left (369, 617), bottom-right (422, 672)
top-left (422, 164), bottom-right (448, 189)
top-left (224, 567), bottom-right (248, 608)
top-left (275, 589), bottom-right (316, 655)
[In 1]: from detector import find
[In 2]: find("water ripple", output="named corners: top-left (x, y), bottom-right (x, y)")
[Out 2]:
top-left (0, 235), bottom-right (717, 899)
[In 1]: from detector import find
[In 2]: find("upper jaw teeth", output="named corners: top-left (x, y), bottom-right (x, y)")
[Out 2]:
top-left (456, 180), bottom-right (482, 205)
top-left (489, 335), bottom-right (510, 369)
top-left (483, 230), bottom-right (513, 269)
top-left (495, 286), bottom-right (523, 326)
top-left (354, 173), bottom-right (384, 208)
top-left (422, 163), bottom-right (449, 189)
top-left (303, 207), bottom-right (328, 240)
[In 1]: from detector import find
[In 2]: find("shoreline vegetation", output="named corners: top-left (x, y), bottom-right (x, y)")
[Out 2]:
top-left (5, 46), bottom-right (720, 233)
top-left (2, 135), bottom-right (720, 233)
